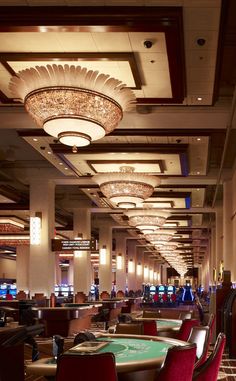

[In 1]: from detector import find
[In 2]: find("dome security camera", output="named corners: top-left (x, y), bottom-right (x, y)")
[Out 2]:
top-left (143, 40), bottom-right (153, 49)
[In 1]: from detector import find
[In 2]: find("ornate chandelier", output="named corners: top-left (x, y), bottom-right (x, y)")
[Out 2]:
top-left (145, 229), bottom-right (176, 243)
top-left (125, 209), bottom-right (170, 233)
top-left (9, 64), bottom-right (135, 148)
top-left (94, 166), bottom-right (160, 209)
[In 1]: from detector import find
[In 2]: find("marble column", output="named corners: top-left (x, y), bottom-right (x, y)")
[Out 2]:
top-left (29, 179), bottom-right (55, 297)
top-left (114, 232), bottom-right (127, 293)
top-left (73, 208), bottom-right (91, 295)
top-left (16, 245), bottom-right (29, 293)
top-left (215, 205), bottom-right (223, 283)
top-left (98, 222), bottom-right (113, 294)
top-left (127, 239), bottom-right (137, 292)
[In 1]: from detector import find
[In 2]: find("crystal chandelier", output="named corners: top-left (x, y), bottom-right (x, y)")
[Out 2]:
top-left (9, 65), bottom-right (135, 148)
top-left (125, 209), bottom-right (170, 233)
top-left (145, 229), bottom-right (176, 243)
top-left (94, 166), bottom-right (160, 209)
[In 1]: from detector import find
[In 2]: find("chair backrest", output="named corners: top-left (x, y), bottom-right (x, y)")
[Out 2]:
top-left (206, 313), bottom-right (215, 342)
top-left (155, 343), bottom-right (197, 381)
top-left (188, 326), bottom-right (210, 368)
top-left (143, 320), bottom-right (158, 336)
top-left (177, 319), bottom-right (199, 341)
top-left (178, 311), bottom-right (192, 320)
top-left (115, 322), bottom-right (143, 335)
top-left (143, 310), bottom-right (161, 318)
top-left (56, 352), bottom-right (117, 381)
top-left (192, 332), bottom-right (226, 381)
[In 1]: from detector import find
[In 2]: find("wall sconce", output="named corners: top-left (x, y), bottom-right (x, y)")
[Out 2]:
top-left (100, 245), bottom-right (107, 265)
top-left (149, 268), bottom-right (154, 282)
top-left (116, 253), bottom-right (123, 270)
top-left (128, 258), bottom-right (134, 273)
top-left (153, 271), bottom-right (157, 282)
top-left (136, 263), bottom-right (142, 276)
top-left (144, 266), bottom-right (149, 279)
top-left (30, 212), bottom-right (42, 245)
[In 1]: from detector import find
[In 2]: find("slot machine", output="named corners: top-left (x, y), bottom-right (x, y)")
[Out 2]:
top-left (182, 282), bottom-right (194, 303)
top-left (157, 285), bottom-right (166, 302)
top-left (0, 284), bottom-right (7, 299)
top-left (149, 285), bottom-right (156, 301)
top-left (9, 284), bottom-right (17, 299)
top-left (54, 285), bottom-right (60, 297)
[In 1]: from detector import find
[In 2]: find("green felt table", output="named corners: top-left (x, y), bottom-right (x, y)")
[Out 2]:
top-left (135, 317), bottom-right (182, 333)
top-left (25, 333), bottom-right (186, 378)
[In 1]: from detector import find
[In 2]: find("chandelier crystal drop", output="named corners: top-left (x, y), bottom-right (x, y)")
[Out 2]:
top-left (125, 209), bottom-right (170, 232)
top-left (9, 64), bottom-right (135, 147)
top-left (93, 166), bottom-right (160, 209)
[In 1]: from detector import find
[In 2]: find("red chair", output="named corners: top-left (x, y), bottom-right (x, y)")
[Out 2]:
top-left (177, 319), bottom-right (199, 341)
top-left (143, 320), bottom-right (158, 336)
top-left (55, 352), bottom-right (117, 381)
top-left (187, 326), bottom-right (211, 368)
top-left (192, 332), bottom-right (226, 381)
top-left (155, 343), bottom-right (197, 381)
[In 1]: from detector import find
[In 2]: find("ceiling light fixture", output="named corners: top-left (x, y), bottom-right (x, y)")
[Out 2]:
top-left (9, 64), bottom-right (135, 148)
top-left (94, 166), bottom-right (160, 209)
top-left (125, 209), bottom-right (170, 232)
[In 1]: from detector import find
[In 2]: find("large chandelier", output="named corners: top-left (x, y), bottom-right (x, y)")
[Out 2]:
top-left (145, 229), bottom-right (176, 243)
top-left (9, 65), bottom-right (135, 148)
top-left (93, 166), bottom-right (160, 209)
top-left (125, 209), bottom-right (170, 233)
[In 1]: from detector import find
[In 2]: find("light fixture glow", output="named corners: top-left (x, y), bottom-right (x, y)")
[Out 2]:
top-left (30, 216), bottom-right (41, 245)
top-left (128, 258), bottom-right (135, 273)
top-left (94, 166), bottom-right (160, 209)
top-left (136, 263), bottom-right (142, 276)
top-left (9, 65), bottom-right (135, 148)
top-left (144, 266), bottom-right (149, 279)
top-left (100, 245), bottom-right (107, 265)
top-left (116, 253), bottom-right (123, 270)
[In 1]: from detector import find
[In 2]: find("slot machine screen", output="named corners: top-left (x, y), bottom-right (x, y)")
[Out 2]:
top-left (158, 285), bottom-right (165, 296)
top-left (0, 284), bottom-right (7, 299)
top-left (61, 286), bottom-right (69, 296)
top-left (167, 286), bottom-right (174, 295)
top-left (90, 285), bottom-right (96, 295)
top-left (150, 285), bottom-right (156, 295)
top-left (9, 284), bottom-right (17, 298)
top-left (55, 285), bottom-right (60, 296)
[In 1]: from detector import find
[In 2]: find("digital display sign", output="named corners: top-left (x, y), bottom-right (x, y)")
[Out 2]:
top-left (51, 239), bottom-right (97, 252)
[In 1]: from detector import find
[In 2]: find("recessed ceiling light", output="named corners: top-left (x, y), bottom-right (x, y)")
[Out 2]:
top-left (197, 188), bottom-right (200, 191)
top-left (64, 167), bottom-right (68, 170)
top-left (197, 138), bottom-right (201, 141)
top-left (47, 151), bottom-right (52, 154)
top-left (59, 162), bottom-right (63, 165)
top-left (197, 97), bottom-right (203, 101)
top-left (33, 138), bottom-right (38, 142)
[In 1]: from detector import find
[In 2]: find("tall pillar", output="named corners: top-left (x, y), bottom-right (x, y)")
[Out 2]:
top-left (210, 225), bottom-right (216, 286)
top-left (127, 239), bottom-right (137, 292)
top-left (136, 247), bottom-right (144, 290)
top-left (55, 255), bottom-right (62, 285)
top-left (215, 205), bottom-right (223, 282)
top-left (73, 208), bottom-right (91, 295)
top-left (232, 172), bottom-right (236, 283)
top-left (114, 233), bottom-right (127, 293)
top-left (16, 245), bottom-right (29, 293)
top-left (98, 222), bottom-right (113, 294)
top-left (223, 180), bottom-right (233, 274)
top-left (29, 179), bottom-right (55, 297)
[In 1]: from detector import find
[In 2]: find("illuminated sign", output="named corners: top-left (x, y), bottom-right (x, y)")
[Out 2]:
top-left (51, 239), bottom-right (97, 252)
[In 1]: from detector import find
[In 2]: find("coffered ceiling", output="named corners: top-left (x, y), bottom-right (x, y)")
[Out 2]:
top-left (0, 0), bottom-right (235, 272)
